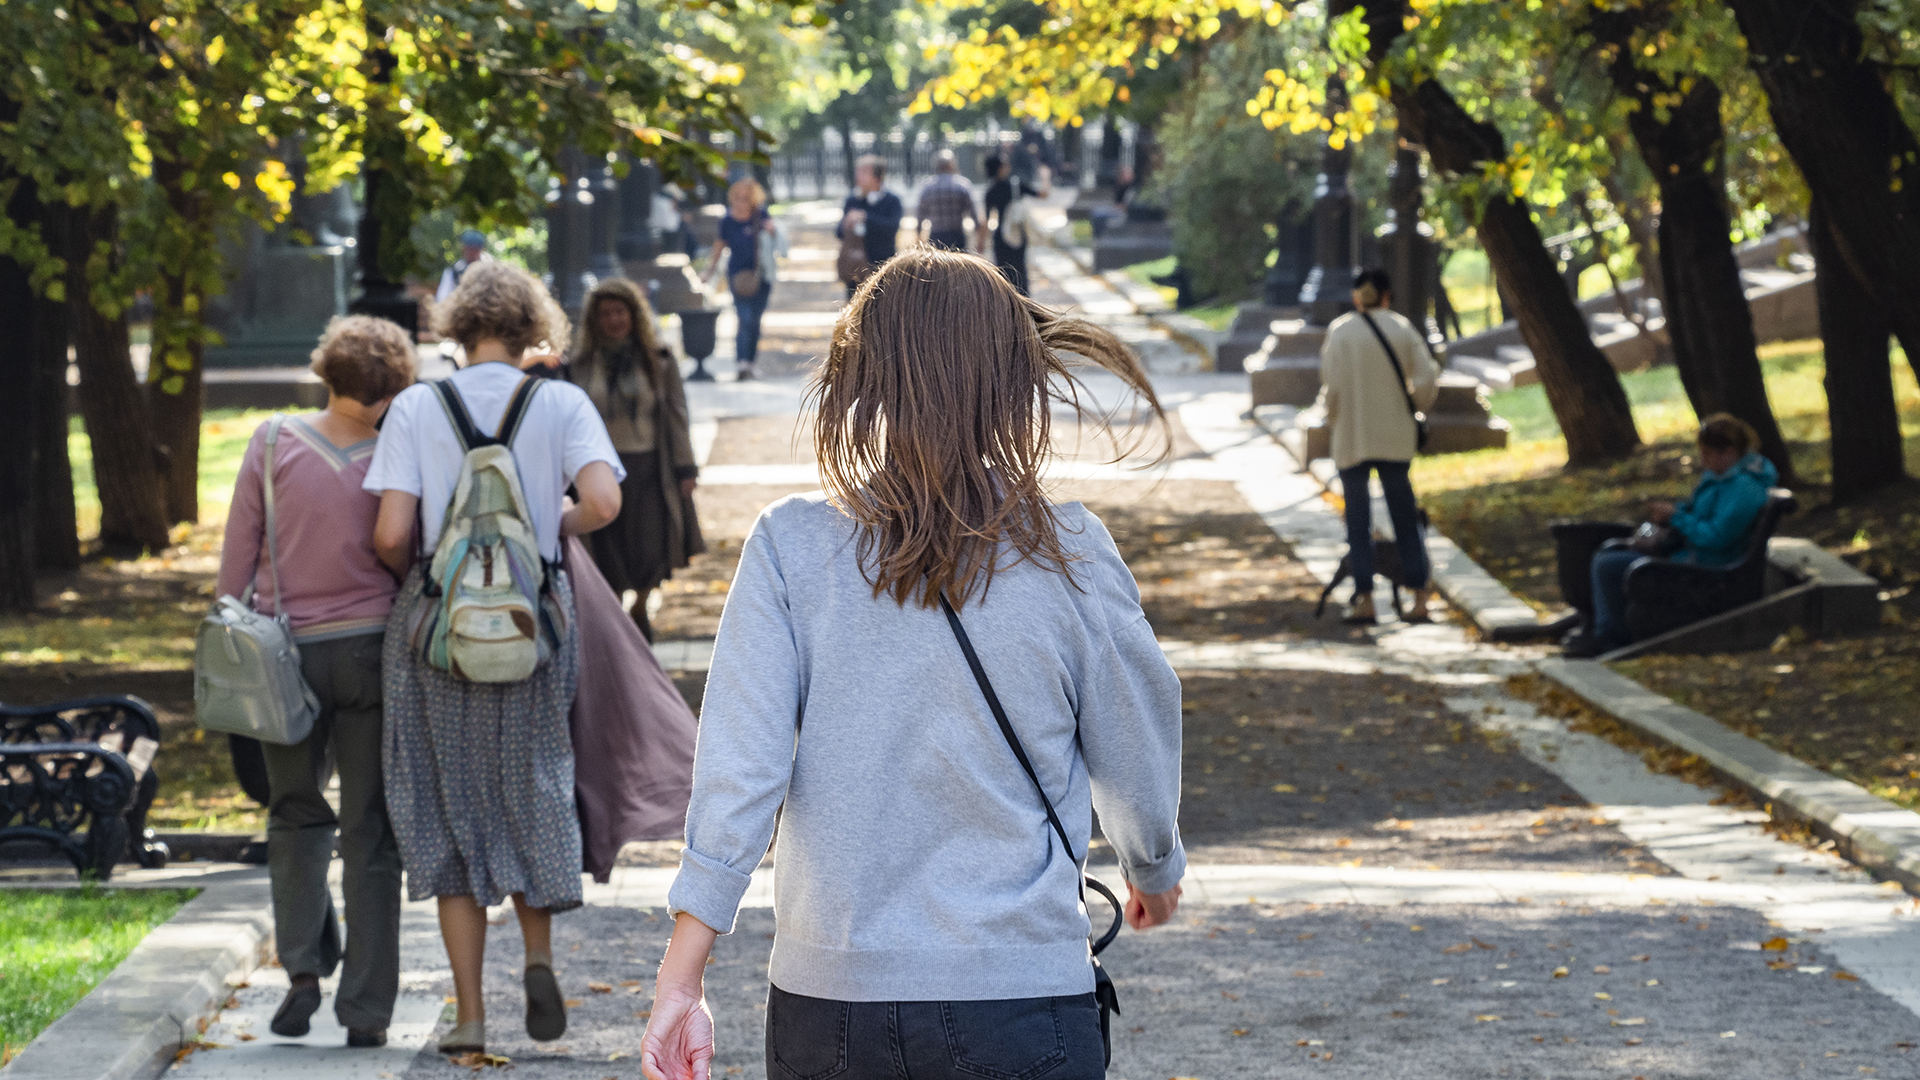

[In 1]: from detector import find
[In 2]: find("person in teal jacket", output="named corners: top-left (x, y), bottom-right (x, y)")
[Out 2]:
top-left (1572, 414), bottom-right (1778, 656)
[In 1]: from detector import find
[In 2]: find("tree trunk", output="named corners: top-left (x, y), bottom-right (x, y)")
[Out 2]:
top-left (1394, 78), bottom-right (1642, 465)
top-left (1725, 0), bottom-right (1920, 390)
top-left (1345, 0), bottom-right (1640, 465)
top-left (147, 272), bottom-right (204, 524)
top-left (1613, 70), bottom-right (1793, 479)
top-left (841, 118), bottom-right (858, 191)
top-left (1809, 200), bottom-right (1907, 503)
top-left (0, 191), bottom-right (40, 610)
top-left (32, 265), bottom-right (78, 572)
top-left (60, 206), bottom-right (170, 556)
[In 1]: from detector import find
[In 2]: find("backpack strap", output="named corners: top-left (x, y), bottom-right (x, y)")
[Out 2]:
top-left (495, 375), bottom-right (542, 446)
top-left (431, 379), bottom-right (488, 450)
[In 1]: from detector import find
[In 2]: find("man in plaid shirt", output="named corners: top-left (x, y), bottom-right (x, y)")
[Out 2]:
top-left (914, 150), bottom-right (981, 252)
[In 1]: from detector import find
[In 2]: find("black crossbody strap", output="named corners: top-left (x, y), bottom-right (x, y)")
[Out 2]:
top-left (939, 593), bottom-right (1078, 863)
top-left (1357, 310), bottom-right (1422, 426)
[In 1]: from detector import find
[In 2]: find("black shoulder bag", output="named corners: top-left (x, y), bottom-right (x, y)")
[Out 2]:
top-left (939, 594), bottom-right (1125, 1065)
top-left (1357, 310), bottom-right (1430, 453)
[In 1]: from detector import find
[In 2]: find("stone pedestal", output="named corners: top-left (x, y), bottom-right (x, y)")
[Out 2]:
top-left (624, 254), bottom-right (708, 314)
top-left (1244, 318), bottom-right (1327, 406)
top-left (1091, 203), bottom-right (1173, 271)
top-left (1215, 304), bottom-right (1305, 374)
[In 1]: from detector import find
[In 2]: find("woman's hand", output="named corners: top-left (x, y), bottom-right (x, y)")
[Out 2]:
top-left (640, 980), bottom-right (714, 1080)
top-left (1124, 882), bottom-right (1182, 930)
top-left (1646, 500), bottom-right (1675, 525)
top-left (641, 913), bottom-right (720, 1080)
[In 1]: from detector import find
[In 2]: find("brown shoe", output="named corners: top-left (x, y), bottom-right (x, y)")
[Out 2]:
top-left (1404, 586), bottom-right (1436, 623)
top-left (1343, 593), bottom-right (1377, 625)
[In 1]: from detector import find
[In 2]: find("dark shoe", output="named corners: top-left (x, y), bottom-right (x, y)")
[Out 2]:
top-left (524, 963), bottom-right (567, 1042)
top-left (734, 363), bottom-right (756, 382)
top-left (1561, 630), bottom-right (1607, 659)
top-left (269, 978), bottom-right (322, 1037)
top-left (346, 1028), bottom-right (387, 1048)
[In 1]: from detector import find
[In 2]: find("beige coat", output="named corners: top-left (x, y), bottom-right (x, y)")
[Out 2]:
top-left (1315, 307), bottom-right (1441, 470)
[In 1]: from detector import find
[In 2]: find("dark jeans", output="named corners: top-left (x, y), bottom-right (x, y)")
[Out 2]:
top-left (928, 229), bottom-right (970, 252)
top-left (1589, 544), bottom-right (1645, 649)
top-left (766, 985), bottom-right (1105, 1080)
top-left (734, 280), bottom-right (773, 365)
top-left (1336, 459), bottom-right (1430, 592)
top-left (263, 632), bottom-right (402, 1031)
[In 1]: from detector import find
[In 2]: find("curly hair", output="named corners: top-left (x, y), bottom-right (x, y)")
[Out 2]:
top-left (1697, 412), bottom-right (1760, 455)
top-left (309, 315), bottom-right (417, 405)
top-left (433, 260), bottom-right (569, 359)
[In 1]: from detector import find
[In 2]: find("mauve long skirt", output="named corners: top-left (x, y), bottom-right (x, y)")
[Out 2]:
top-left (563, 536), bottom-right (697, 881)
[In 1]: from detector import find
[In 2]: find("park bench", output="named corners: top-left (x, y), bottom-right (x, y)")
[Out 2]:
top-left (0, 695), bottom-right (171, 879)
top-left (1550, 489), bottom-right (1880, 659)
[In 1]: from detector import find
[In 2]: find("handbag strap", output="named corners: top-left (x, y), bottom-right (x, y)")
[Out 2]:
top-left (938, 593), bottom-right (1123, 956)
top-left (262, 414), bottom-right (287, 621)
top-left (1357, 310), bottom-right (1423, 425)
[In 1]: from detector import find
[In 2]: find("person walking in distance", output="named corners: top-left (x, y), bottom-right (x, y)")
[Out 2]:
top-left (836, 154), bottom-right (903, 296)
top-left (434, 230), bottom-right (488, 305)
top-left (914, 149), bottom-right (980, 252)
top-left (567, 278), bottom-right (706, 641)
top-left (706, 178), bottom-right (779, 381)
top-left (1315, 267), bottom-right (1441, 625)
top-left (365, 261), bottom-right (625, 1056)
top-left (217, 316), bottom-right (416, 1049)
top-left (979, 154), bottom-right (1049, 297)
top-left (640, 251), bottom-right (1187, 1078)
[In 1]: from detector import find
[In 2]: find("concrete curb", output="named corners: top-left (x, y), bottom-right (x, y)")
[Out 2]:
top-left (1245, 406), bottom-right (1554, 641)
top-left (1536, 658), bottom-right (1920, 893)
top-left (2, 871), bottom-right (273, 1080)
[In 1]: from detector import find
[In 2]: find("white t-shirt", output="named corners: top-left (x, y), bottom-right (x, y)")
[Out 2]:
top-left (363, 361), bottom-right (625, 561)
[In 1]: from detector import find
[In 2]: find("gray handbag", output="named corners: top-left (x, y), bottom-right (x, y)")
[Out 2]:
top-left (193, 415), bottom-right (321, 745)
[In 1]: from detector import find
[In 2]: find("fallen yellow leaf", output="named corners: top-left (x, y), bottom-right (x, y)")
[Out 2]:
top-left (1594, 992), bottom-right (1612, 1000)
top-left (1612, 1018), bottom-right (1646, 1027)
top-left (1761, 937), bottom-right (1790, 951)
top-left (1474, 1014), bottom-right (1502, 1022)
top-left (588, 982), bottom-right (613, 993)
top-left (564, 998), bottom-right (585, 1008)
top-left (1442, 943), bottom-right (1472, 954)
top-left (1834, 971), bottom-right (1860, 982)
top-left (1272, 783), bottom-right (1296, 793)
top-left (1552, 967), bottom-right (1570, 978)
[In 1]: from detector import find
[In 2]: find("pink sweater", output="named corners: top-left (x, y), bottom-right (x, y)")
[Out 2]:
top-left (216, 416), bottom-right (398, 642)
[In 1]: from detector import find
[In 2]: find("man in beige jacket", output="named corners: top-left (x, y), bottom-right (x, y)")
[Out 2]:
top-left (1315, 268), bottom-right (1441, 624)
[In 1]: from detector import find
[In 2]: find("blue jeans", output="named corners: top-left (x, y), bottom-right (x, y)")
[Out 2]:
top-left (1589, 545), bottom-right (1646, 649)
top-left (734, 281), bottom-right (772, 365)
top-left (1337, 460), bottom-right (1429, 592)
top-left (766, 984), bottom-right (1105, 1080)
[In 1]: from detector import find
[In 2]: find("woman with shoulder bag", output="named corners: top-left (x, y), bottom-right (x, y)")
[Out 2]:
top-left (213, 315), bottom-right (416, 1048)
top-left (567, 278), bottom-right (706, 642)
top-left (364, 261), bottom-right (626, 1056)
top-left (640, 251), bottom-right (1188, 1079)
top-left (1314, 266), bottom-right (1441, 625)
top-left (707, 178), bottom-right (778, 381)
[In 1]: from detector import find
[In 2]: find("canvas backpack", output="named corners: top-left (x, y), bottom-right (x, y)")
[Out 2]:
top-left (412, 375), bottom-right (562, 683)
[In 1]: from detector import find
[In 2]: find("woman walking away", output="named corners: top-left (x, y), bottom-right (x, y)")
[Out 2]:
top-left (640, 250), bottom-right (1188, 1078)
top-left (365, 261), bottom-right (625, 1056)
top-left (217, 315), bottom-right (415, 1048)
top-left (568, 278), bottom-right (706, 641)
top-left (1316, 267), bottom-right (1440, 625)
top-left (707, 178), bottom-right (778, 381)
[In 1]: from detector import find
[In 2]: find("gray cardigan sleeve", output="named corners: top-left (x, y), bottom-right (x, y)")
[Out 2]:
top-left (1073, 513), bottom-right (1188, 895)
top-left (667, 518), bottom-right (799, 933)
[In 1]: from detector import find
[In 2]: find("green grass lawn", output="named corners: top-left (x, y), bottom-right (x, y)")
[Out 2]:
top-left (68, 408), bottom-right (288, 540)
top-left (0, 888), bottom-right (196, 1064)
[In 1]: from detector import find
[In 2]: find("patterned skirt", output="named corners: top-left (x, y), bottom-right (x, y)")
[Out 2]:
top-left (381, 566), bottom-right (584, 911)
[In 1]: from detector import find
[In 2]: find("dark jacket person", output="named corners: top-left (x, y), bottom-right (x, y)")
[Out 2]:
top-left (568, 277), bottom-right (706, 641)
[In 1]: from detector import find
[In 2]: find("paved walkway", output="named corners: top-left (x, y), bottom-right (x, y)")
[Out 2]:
top-left (163, 194), bottom-right (1920, 1078)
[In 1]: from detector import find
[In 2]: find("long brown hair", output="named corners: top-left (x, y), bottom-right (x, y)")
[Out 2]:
top-left (571, 277), bottom-right (666, 369)
top-left (811, 249), bottom-right (1166, 610)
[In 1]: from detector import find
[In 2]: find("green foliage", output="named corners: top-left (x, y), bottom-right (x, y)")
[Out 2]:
top-left (0, 887), bottom-right (196, 1055)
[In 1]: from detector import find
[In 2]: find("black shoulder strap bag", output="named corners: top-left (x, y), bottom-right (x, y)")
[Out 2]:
top-left (1357, 310), bottom-right (1430, 453)
top-left (939, 593), bottom-right (1125, 1065)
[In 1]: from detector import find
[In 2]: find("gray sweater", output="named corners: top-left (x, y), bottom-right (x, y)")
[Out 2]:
top-left (668, 493), bottom-right (1186, 1002)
